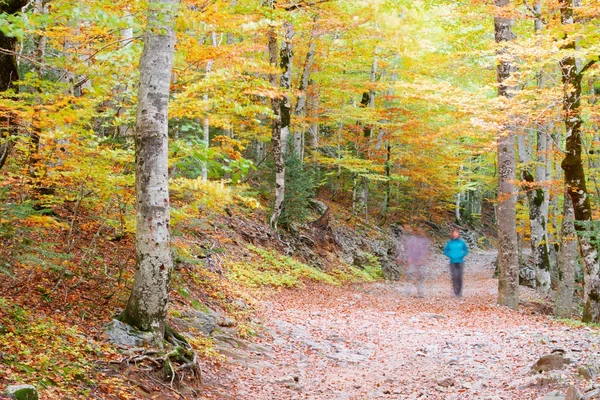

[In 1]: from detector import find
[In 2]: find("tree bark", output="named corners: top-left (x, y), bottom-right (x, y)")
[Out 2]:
top-left (201, 32), bottom-right (218, 181)
top-left (555, 193), bottom-right (577, 318)
top-left (530, 2), bottom-right (552, 293)
top-left (120, 0), bottom-right (179, 337)
top-left (495, 0), bottom-right (519, 310)
top-left (269, 21), bottom-right (294, 229)
top-left (28, 0), bottom-right (49, 180)
top-left (559, 0), bottom-right (600, 322)
top-left (531, 124), bottom-right (551, 292)
top-left (293, 16), bottom-right (318, 158)
top-left (0, 0), bottom-right (28, 171)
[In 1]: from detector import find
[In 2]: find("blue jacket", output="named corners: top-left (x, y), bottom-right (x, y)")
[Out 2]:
top-left (443, 238), bottom-right (469, 264)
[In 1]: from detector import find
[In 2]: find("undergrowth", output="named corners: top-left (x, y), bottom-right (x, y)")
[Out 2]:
top-left (227, 245), bottom-right (382, 288)
top-left (0, 298), bottom-right (131, 399)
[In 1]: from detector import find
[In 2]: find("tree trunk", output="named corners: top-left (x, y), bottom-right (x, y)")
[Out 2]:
top-left (531, 3), bottom-right (552, 293)
top-left (293, 16), bottom-right (318, 158)
top-left (201, 32), bottom-right (217, 181)
top-left (29, 0), bottom-right (49, 180)
top-left (531, 124), bottom-right (551, 293)
top-left (353, 54), bottom-right (377, 219)
top-left (382, 140), bottom-right (391, 220)
top-left (555, 193), bottom-right (577, 318)
top-left (0, 0), bottom-right (28, 171)
top-left (268, 21), bottom-right (294, 229)
top-left (495, 0), bottom-right (519, 310)
top-left (559, 0), bottom-right (600, 322)
top-left (120, 0), bottom-right (179, 337)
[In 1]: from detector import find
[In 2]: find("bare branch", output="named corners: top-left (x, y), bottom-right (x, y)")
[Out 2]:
top-left (579, 59), bottom-right (598, 76)
top-left (280, 0), bottom-right (335, 11)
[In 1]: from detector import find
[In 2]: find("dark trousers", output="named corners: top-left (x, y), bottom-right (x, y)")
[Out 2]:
top-left (450, 263), bottom-right (464, 297)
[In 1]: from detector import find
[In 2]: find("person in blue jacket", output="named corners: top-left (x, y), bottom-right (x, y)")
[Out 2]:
top-left (443, 228), bottom-right (469, 297)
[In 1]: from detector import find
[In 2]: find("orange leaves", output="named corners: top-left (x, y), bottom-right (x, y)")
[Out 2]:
top-left (213, 135), bottom-right (244, 160)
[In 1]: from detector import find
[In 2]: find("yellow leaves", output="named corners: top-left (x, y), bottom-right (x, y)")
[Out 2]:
top-left (25, 215), bottom-right (69, 230)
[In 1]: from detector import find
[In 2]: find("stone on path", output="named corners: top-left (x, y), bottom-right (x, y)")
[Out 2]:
top-left (565, 386), bottom-right (583, 400)
top-left (531, 353), bottom-right (572, 373)
top-left (543, 391), bottom-right (565, 400)
top-left (436, 377), bottom-right (456, 388)
top-left (577, 365), bottom-right (598, 380)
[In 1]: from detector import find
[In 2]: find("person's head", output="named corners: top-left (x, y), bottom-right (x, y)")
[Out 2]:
top-left (451, 228), bottom-right (460, 239)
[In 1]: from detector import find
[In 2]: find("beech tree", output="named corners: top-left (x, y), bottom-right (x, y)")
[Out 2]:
top-left (559, 0), bottom-right (600, 323)
top-left (119, 0), bottom-right (179, 336)
top-left (495, 0), bottom-right (519, 310)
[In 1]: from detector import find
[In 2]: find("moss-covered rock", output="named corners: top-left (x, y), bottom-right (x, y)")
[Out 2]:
top-left (5, 384), bottom-right (39, 400)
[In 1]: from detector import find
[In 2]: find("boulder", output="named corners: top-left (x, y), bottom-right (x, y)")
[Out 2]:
top-left (520, 264), bottom-right (537, 288)
top-left (105, 319), bottom-right (156, 348)
top-left (565, 386), bottom-right (583, 400)
top-left (531, 353), bottom-right (572, 373)
top-left (578, 365), bottom-right (598, 380)
top-left (173, 310), bottom-right (218, 336)
top-left (5, 385), bottom-right (39, 400)
top-left (352, 251), bottom-right (373, 268)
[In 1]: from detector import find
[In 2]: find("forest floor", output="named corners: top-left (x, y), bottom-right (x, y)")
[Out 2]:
top-left (201, 250), bottom-right (600, 400)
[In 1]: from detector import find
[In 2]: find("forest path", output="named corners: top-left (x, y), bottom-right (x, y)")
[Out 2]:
top-left (206, 251), bottom-right (600, 399)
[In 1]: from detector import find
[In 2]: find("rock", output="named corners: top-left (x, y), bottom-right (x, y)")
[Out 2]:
top-left (578, 365), bottom-right (598, 380)
top-left (275, 375), bottom-right (299, 387)
top-left (105, 319), bottom-right (156, 347)
top-left (352, 251), bottom-right (374, 268)
top-left (217, 317), bottom-right (236, 328)
top-left (421, 313), bottom-right (447, 320)
top-left (566, 386), bottom-right (583, 400)
top-left (520, 264), bottom-right (536, 288)
top-left (173, 310), bottom-right (217, 336)
top-left (543, 391), bottom-right (566, 400)
top-left (309, 199), bottom-right (328, 215)
top-left (531, 353), bottom-right (572, 373)
top-left (510, 372), bottom-right (563, 390)
top-left (437, 377), bottom-right (456, 388)
top-left (583, 389), bottom-right (600, 399)
top-left (232, 299), bottom-right (249, 311)
top-left (5, 385), bottom-right (39, 400)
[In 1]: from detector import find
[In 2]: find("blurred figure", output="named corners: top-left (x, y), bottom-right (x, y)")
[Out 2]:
top-left (443, 228), bottom-right (469, 297)
top-left (404, 226), bottom-right (430, 297)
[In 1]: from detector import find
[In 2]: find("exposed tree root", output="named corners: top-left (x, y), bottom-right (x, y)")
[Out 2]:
top-left (116, 324), bottom-right (202, 387)
top-left (163, 324), bottom-right (202, 385)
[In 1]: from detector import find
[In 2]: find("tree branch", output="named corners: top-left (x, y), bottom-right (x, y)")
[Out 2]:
top-left (280, 0), bottom-right (335, 11)
top-left (579, 59), bottom-right (597, 76)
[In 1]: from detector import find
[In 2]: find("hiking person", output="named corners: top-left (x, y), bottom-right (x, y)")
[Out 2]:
top-left (403, 226), bottom-right (430, 297)
top-left (443, 228), bottom-right (469, 297)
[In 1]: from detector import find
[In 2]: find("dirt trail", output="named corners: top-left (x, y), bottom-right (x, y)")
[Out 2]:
top-left (206, 251), bottom-right (600, 399)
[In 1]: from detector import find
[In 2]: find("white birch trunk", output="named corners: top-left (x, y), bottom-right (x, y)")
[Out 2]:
top-left (269, 21), bottom-right (294, 228)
